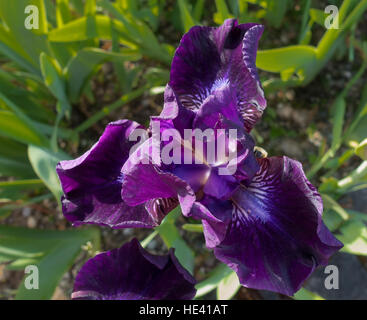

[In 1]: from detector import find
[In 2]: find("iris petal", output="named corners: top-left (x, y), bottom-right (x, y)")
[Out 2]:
top-left (72, 238), bottom-right (196, 300)
top-left (201, 156), bottom-right (343, 295)
top-left (121, 139), bottom-right (196, 217)
top-left (57, 120), bottom-right (161, 229)
top-left (169, 19), bottom-right (266, 131)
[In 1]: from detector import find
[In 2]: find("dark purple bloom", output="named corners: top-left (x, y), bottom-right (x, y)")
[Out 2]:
top-left (72, 238), bottom-right (196, 300)
top-left (56, 120), bottom-right (173, 229)
top-left (56, 19), bottom-right (343, 297)
top-left (120, 89), bottom-right (343, 296)
top-left (169, 19), bottom-right (267, 132)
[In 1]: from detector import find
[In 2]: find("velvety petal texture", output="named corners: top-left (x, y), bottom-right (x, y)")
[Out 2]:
top-left (206, 157), bottom-right (343, 296)
top-left (169, 19), bottom-right (266, 132)
top-left (121, 138), bottom-right (196, 217)
top-left (72, 238), bottom-right (196, 300)
top-left (56, 120), bottom-right (161, 229)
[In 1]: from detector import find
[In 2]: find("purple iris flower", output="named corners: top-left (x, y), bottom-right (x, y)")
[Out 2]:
top-left (55, 19), bottom-right (343, 297)
top-left (72, 238), bottom-right (196, 300)
top-left (120, 20), bottom-right (343, 296)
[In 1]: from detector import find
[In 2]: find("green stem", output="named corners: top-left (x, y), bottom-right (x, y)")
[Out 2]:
top-left (182, 223), bottom-right (204, 233)
top-left (307, 149), bottom-right (335, 179)
top-left (340, 61), bottom-right (367, 98)
top-left (324, 148), bottom-right (355, 178)
top-left (337, 160), bottom-right (367, 192)
top-left (141, 230), bottom-right (158, 248)
top-left (0, 179), bottom-right (43, 188)
top-left (344, 100), bottom-right (367, 141)
top-left (341, 0), bottom-right (367, 30)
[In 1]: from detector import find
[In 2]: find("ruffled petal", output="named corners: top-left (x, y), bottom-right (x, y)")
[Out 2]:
top-left (189, 198), bottom-right (232, 248)
top-left (234, 24), bottom-right (267, 131)
top-left (121, 139), bottom-right (196, 217)
top-left (169, 19), bottom-right (266, 131)
top-left (56, 120), bottom-right (160, 228)
top-left (209, 156), bottom-right (343, 296)
top-left (72, 238), bottom-right (196, 300)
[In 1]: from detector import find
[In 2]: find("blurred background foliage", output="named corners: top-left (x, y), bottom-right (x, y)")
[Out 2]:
top-left (0, 0), bottom-right (367, 300)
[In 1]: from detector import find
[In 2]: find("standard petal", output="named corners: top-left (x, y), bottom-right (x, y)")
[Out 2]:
top-left (169, 19), bottom-right (266, 131)
top-left (56, 120), bottom-right (159, 228)
top-left (211, 156), bottom-right (343, 296)
top-left (169, 25), bottom-right (220, 111)
top-left (72, 238), bottom-right (196, 300)
top-left (233, 24), bottom-right (267, 131)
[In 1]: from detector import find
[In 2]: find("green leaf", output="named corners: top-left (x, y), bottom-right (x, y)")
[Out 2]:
top-left (0, 225), bottom-right (100, 300)
top-left (56, 0), bottom-right (72, 27)
top-left (298, 0), bottom-right (312, 43)
top-left (0, 92), bottom-right (49, 147)
top-left (214, 0), bottom-right (233, 25)
top-left (193, 0), bottom-right (205, 22)
top-left (70, 0), bottom-right (84, 15)
top-left (27, 145), bottom-right (71, 202)
top-left (323, 208), bottom-right (346, 232)
top-left (84, 0), bottom-right (97, 16)
top-left (65, 48), bottom-right (141, 103)
top-left (40, 53), bottom-right (70, 113)
top-left (0, 179), bottom-right (44, 202)
top-left (355, 138), bottom-right (367, 160)
top-left (98, 0), bottom-right (172, 64)
top-left (337, 219), bottom-right (367, 255)
top-left (0, 111), bottom-right (48, 147)
top-left (337, 161), bottom-right (367, 192)
top-left (49, 15), bottom-right (127, 43)
top-left (0, 156), bottom-right (35, 179)
top-left (309, 8), bottom-right (328, 26)
top-left (257, 45), bottom-right (317, 80)
top-left (40, 52), bottom-right (72, 150)
top-left (330, 97), bottom-right (346, 150)
top-left (0, 0), bottom-right (50, 72)
top-left (0, 25), bottom-right (40, 75)
top-left (0, 133), bottom-right (31, 160)
top-left (216, 271), bottom-right (240, 300)
top-left (321, 193), bottom-right (350, 222)
top-left (157, 208), bottom-right (195, 274)
top-left (195, 263), bottom-right (233, 298)
top-left (0, 69), bottom-right (52, 122)
top-left (265, 0), bottom-right (289, 28)
top-left (178, 0), bottom-right (196, 32)
top-left (293, 287), bottom-right (324, 300)
top-left (347, 209), bottom-right (367, 223)
top-left (0, 137), bottom-right (35, 178)
top-left (347, 111), bottom-right (367, 145)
